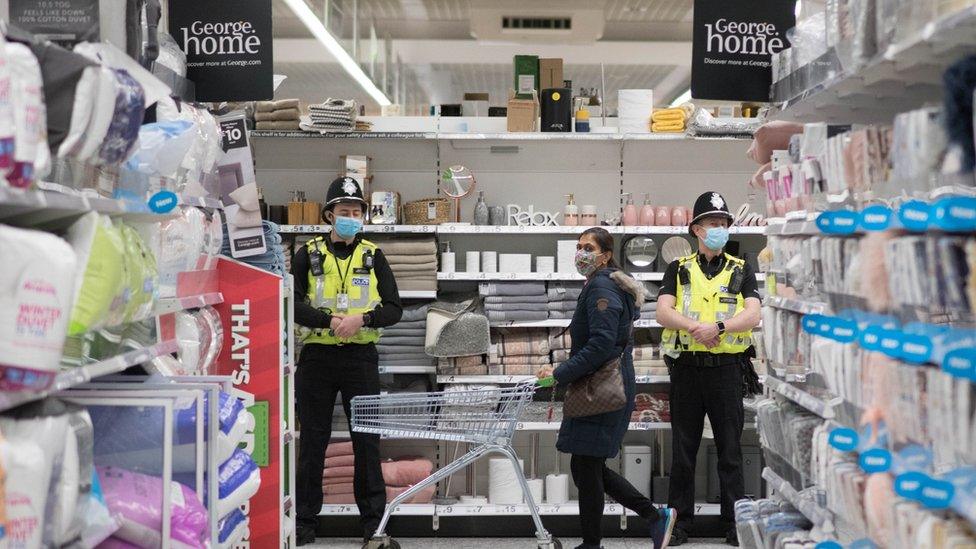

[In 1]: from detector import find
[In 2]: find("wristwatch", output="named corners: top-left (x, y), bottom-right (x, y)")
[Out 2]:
top-left (716, 321), bottom-right (726, 335)
top-left (362, 311), bottom-right (373, 328)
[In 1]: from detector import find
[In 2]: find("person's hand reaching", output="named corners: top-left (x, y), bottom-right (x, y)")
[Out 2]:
top-left (536, 365), bottom-right (554, 380)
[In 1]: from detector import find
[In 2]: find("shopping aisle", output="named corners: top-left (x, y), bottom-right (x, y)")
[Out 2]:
top-left (310, 538), bottom-right (730, 549)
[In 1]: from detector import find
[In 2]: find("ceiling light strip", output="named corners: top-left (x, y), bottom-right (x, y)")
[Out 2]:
top-left (282, 0), bottom-right (392, 106)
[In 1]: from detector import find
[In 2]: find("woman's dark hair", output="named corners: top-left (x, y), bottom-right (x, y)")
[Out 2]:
top-left (580, 227), bottom-right (621, 269)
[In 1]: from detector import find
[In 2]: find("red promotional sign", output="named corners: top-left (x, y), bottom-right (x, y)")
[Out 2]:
top-left (215, 257), bottom-right (284, 547)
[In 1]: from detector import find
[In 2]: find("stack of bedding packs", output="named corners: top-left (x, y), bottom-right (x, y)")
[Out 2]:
top-left (322, 442), bottom-right (436, 504)
top-left (437, 355), bottom-right (486, 375)
top-left (546, 282), bottom-right (582, 320)
top-left (374, 237), bottom-right (438, 293)
top-left (255, 99), bottom-right (301, 130)
top-left (378, 304), bottom-right (432, 367)
top-left (480, 282), bottom-right (548, 323)
top-left (631, 393), bottom-right (671, 423)
top-left (488, 329), bottom-right (552, 375)
top-left (549, 329), bottom-right (572, 364)
top-left (640, 282), bottom-right (660, 320)
top-left (633, 344), bottom-right (667, 376)
top-left (301, 98), bottom-right (357, 133)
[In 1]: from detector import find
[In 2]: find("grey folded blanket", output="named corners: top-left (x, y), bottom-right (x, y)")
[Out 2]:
top-left (381, 328), bottom-right (427, 337)
top-left (379, 358), bottom-right (436, 366)
top-left (398, 280), bottom-right (438, 292)
top-left (378, 335), bottom-right (427, 346)
top-left (547, 301), bottom-right (577, 312)
top-left (547, 287), bottom-right (583, 300)
top-left (484, 295), bottom-right (549, 305)
top-left (488, 310), bottom-right (550, 322)
top-left (479, 282), bottom-right (546, 297)
top-left (373, 238), bottom-right (438, 255)
top-left (548, 311), bottom-right (574, 319)
top-left (385, 253), bottom-right (439, 265)
top-left (391, 262), bottom-right (439, 273)
top-left (401, 305), bottom-right (431, 322)
top-left (486, 301), bottom-right (552, 311)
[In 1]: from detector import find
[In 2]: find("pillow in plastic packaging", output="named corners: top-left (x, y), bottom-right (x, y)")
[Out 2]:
top-left (93, 69), bottom-right (145, 167)
top-left (156, 99), bottom-right (223, 183)
top-left (136, 209), bottom-right (191, 299)
top-left (155, 33), bottom-right (187, 78)
top-left (56, 406), bottom-right (95, 546)
top-left (0, 225), bottom-right (77, 387)
top-left (184, 207), bottom-right (209, 273)
top-left (201, 209), bottom-right (225, 271)
top-left (7, 41), bottom-right (49, 187)
top-left (57, 65), bottom-right (100, 158)
top-left (217, 509), bottom-right (248, 549)
top-left (217, 449), bottom-right (261, 518)
top-left (198, 306), bottom-right (224, 374)
top-left (118, 223), bottom-right (158, 322)
top-left (174, 391), bottom-right (251, 464)
top-left (81, 469), bottom-right (120, 548)
top-left (175, 309), bottom-right (209, 374)
top-left (77, 67), bottom-right (119, 163)
top-left (0, 37), bottom-right (17, 170)
top-left (65, 213), bottom-right (126, 335)
top-left (97, 466), bottom-right (208, 549)
top-left (124, 120), bottom-right (196, 180)
top-left (0, 434), bottom-right (47, 547)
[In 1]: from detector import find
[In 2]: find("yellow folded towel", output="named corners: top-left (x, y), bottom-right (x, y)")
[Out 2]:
top-left (652, 120), bottom-right (685, 133)
top-left (652, 108), bottom-right (686, 123)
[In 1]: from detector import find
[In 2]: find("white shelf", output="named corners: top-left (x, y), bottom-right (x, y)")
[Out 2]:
top-left (635, 375), bottom-right (670, 384)
top-left (0, 186), bottom-right (222, 224)
top-left (378, 365), bottom-right (436, 374)
top-left (437, 375), bottom-right (535, 384)
top-left (489, 319), bottom-right (661, 328)
top-left (770, 6), bottom-right (976, 124)
top-left (318, 502), bottom-right (644, 516)
top-left (277, 224), bottom-right (767, 236)
top-left (0, 340), bottom-right (180, 412)
top-left (153, 293), bottom-right (224, 315)
top-left (764, 375), bottom-right (839, 420)
top-left (440, 272), bottom-right (669, 282)
top-left (765, 296), bottom-right (827, 316)
top-left (399, 290), bottom-right (437, 299)
top-left (762, 468), bottom-right (834, 531)
top-left (320, 504), bottom-right (435, 516)
top-left (179, 195), bottom-right (224, 209)
top-left (251, 130), bottom-right (751, 143)
top-left (514, 421), bottom-right (670, 431)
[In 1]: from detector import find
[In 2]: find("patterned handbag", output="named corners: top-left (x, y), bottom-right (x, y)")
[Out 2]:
top-left (562, 355), bottom-right (627, 418)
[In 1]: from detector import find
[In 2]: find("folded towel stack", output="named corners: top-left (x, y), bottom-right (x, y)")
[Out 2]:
top-left (480, 282), bottom-right (549, 323)
top-left (546, 282), bottom-right (583, 319)
top-left (633, 345), bottom-right (667, 376)
top-left (438, 384), bottom-right (499, 430)
top-left (651, 103), bottom-right (694, 133)
top-left (437, 354), bottom-right (487, 375)
top-left (489, 329), bottom-right (552, 375)
top-left (221, 221), bottom-right (287, 276)
top-left (378, 304), bottom-right (433, 366)
top-left (322, 442), bottom-right (436, 504)
top-left (255, 98), bottom-right (301, 130)
top-left (374, 237), bottom-right (439, 293)
top-left (300, 98), bottom-right (358, 133)
top-left (630, 393), bottom-right (670, 423)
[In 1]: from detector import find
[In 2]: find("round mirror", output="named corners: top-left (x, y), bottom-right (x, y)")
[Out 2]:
top-left (661, 236), bottom-right (693, 264)
top-left (441, 165), bottom-right (476, 198)
top-left (623, 236), bottom-right (658, 270)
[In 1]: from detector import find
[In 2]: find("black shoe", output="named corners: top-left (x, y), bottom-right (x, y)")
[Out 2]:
top-left (296, 526), bottom-right (316, 546)
top-left (669, 527), bottom-right (689, 546)
top-left (725, 527), bottom-right (739, 546)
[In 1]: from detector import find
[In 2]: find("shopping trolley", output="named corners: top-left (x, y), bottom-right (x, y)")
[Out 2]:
top-left (351, 380), bottom-right (561, 549)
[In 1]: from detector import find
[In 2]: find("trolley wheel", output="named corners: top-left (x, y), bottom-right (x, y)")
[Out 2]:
top-left (362, 539), bottom-right (400, 549)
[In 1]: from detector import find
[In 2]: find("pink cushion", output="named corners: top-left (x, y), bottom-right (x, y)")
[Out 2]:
top-left (324, 465), bottom-right (355, 479)
top-left (747, 121), bottom-right (803, 164)
top-left (325, 454), bottom-right (356, 468)
top-left (325, 441), bottom-right (354, 458)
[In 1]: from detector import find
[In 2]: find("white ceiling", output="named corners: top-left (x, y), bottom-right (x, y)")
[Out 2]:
top-left (271, 0), bottom-right (693, 112)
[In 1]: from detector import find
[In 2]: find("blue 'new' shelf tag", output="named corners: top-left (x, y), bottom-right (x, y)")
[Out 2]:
top-left (900, 333), bottom-right (933, 365)
top-left (148, 190), bottom-right (179, 214)
top-left (898, 200), bottom-right (931, 232)
top-left (815, 211), bottom-right (834, 233)
top-left (815, 542), bottom-right (843, 549)
top-left (859, 324), bottom-right (885, 351)
top-left (859, 204), bottom-right (893, 231)
top-left (878, 329), bottom-right (904, 359)
top-left (943, 347), bottom-right (976, 380)
top-left (802, 314), bottom-right (822, 334)
top-left (860, 447), bottom-right (892, 473)
top-left (919, 477), bottom-right (955, 510)
top-left (828, 427), bottom-right (859, 452)
top-left (895, 471), bottom-right (928, 500)
top-left (931, 196), bottom-right (976, 233)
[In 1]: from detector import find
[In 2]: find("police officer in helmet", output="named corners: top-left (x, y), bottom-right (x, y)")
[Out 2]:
top-left (293, 177), bottom-right (403, 545)
top-left (656, 192), bottom-right (762, 546)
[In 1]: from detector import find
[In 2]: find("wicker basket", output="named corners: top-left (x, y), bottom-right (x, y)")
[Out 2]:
top-left (403, 197), bottom-right (452, 225)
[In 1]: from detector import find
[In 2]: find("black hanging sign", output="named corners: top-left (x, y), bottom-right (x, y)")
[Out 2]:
top-left (168, 0), bottom-right (274, 102)
top-left (691, 0), bottom-right (795, 102)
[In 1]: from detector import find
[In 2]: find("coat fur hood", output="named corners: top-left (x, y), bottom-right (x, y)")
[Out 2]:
top-left (609, 270), bottom-right (646, 308)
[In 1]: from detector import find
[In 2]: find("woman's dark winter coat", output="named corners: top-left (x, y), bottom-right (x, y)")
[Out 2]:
top-left (553, 268), bottom-right (643, 458)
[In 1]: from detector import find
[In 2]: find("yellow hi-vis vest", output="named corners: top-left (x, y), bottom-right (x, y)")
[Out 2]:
top-left (304, 236), bottom-right (381, 345)
top-left (661, 253), bottom-right (752, 358)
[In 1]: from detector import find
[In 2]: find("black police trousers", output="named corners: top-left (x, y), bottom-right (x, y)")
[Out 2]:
top-left (296, 343), bottom-right (385, 537)
top-left (667, 359), bottom-right (745, 530)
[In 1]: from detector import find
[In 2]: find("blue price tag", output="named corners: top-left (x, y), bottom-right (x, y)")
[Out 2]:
top-left (931, 196), bottom-right (976, 233)
top-left (859, 448), bottom-right (892, 473)
top-left (815, 211), bottom-right (835, 233)
top-left (830, 317), bottom-right (859, 343)
top-left (878, 329), bottom-right (903, 359)
top-left (815, 542), bottom-right (843, 549)
top-left (859, 324), bottom-right (885, 351)
top-left (900, 333), bottom-right (933, 364)
top-left (895, 471), bottom-right (928, 500)
top-left (148, 190), bottom-right (179, 214)
top-left (859, 204), bottom-right (893, 231)
top-left (850, 539), bottom-right (878, 549)
top-left (943, 347), bottom-right (976, 380)
top-left (898, 200), bottom-right (931, 232)
top-left (828, 427), bottom-right (859, 452)
top-left (801, 314), bottom-right (823, 335)
top-left (919, 477), bottom-right (955, 510)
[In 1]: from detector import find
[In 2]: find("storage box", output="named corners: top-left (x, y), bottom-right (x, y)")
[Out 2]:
top-left (507, 89), bottom-right (539, 133)
top-left (370, 191), bottom-right (399, 224)
top-left (622, 445), bottom-right (652, 499)
top-left (513, 55), bottom-right (539, 98)
top-left (341, 155), bottom-right (372, 197)
top-left (463, 93), bottom-right (490, 117)
top-left (539, 58), bottom-right (564, 90)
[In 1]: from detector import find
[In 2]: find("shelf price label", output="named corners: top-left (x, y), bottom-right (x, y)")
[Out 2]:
top-left (148, 190), bottom-right (178, 214)
top-left (815, 542), bottom-right (843, 549)
top-left (859, 448), bottom-right (892, 473)
top-left (898, 200), bottom-right (931, 232)
top-left (859, 204), bottom-right (893, 231)
top-left (894, 471), bottom-right (928, 500)
top-left (943, 347), bottom-right (976, 380)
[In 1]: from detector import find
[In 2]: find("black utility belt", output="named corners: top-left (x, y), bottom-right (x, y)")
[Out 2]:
top-left (674, 352), bottom-right (742, 368)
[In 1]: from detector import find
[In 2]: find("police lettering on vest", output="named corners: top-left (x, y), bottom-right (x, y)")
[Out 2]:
top-left (661, 253), bottom-right (752, 357)
top-left (304, 237), bottom-right (382, 345)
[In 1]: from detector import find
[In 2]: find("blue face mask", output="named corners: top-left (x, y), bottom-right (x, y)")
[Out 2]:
top-left (702, 226), bottom-right (730, 251)
top-left (333, 216), bottom-right (363, 239)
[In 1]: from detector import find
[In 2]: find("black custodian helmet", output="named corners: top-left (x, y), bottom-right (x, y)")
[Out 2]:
top-left (324, 176), bottom-right (367, 212)
top-left (688, 191), bottom-right (734, 235)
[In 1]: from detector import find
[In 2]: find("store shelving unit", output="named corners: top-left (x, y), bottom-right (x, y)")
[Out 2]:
top-left (764, 376), bottom-right (840, 420)
top-left (769, 6), bottom-right (976, 124)
top-left (319, 501), bottom-right (723, 517)
top-left (278, 224), bottom-right (767, 236)
top-left (761, 468), bottom-right (834, 533)
top-left (154, 292), bottom-right (225, 315)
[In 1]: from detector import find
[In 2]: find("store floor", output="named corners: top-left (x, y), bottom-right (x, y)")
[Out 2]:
top-left (309, 538), bottom-right (729, 548)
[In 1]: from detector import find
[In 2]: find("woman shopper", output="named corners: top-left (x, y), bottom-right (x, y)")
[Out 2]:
top-left (537, 227), bottom-right (677, 549)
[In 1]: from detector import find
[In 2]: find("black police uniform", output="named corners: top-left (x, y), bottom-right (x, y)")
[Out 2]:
top-left (293, 177), bottom-right (403, 544)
